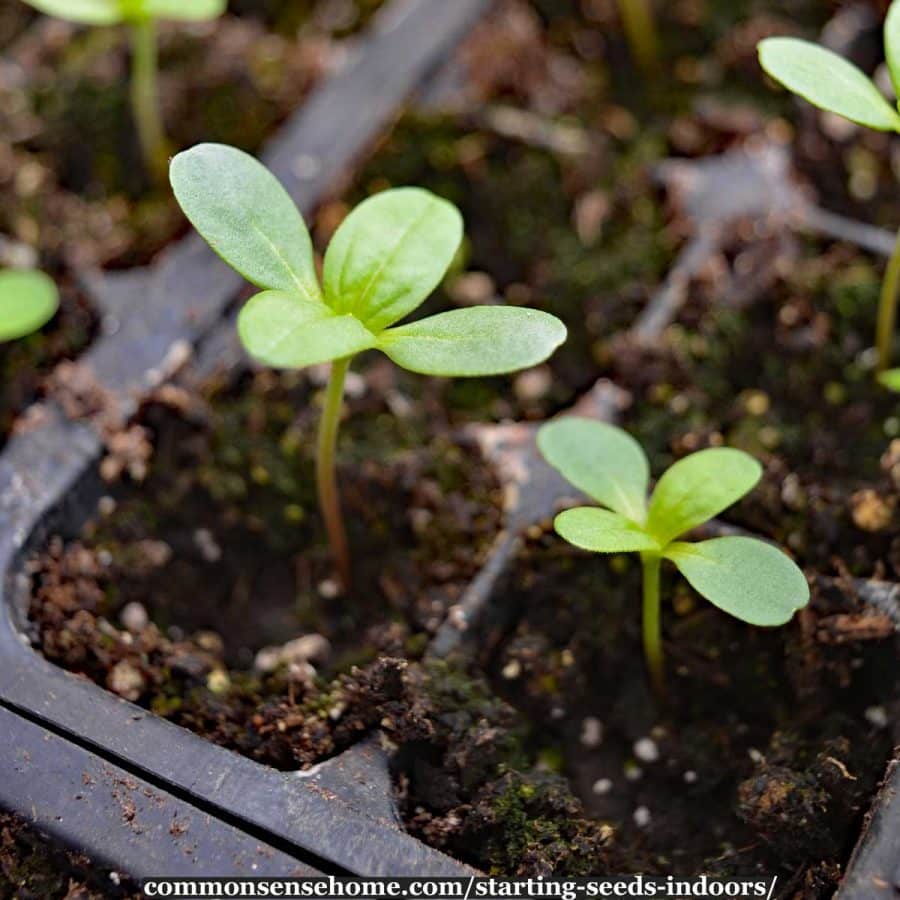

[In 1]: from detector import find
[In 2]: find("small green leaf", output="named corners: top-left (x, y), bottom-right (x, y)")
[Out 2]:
top-left (646, 448), bottom-right (761, 546)
top-left (323, 188), bottom-right (463, 332)
top-left (0, 270), bottom-right (59, 341)
top-left (144, 0), bottom-right (225, 20)
top-left (878, 368), bottom-right (900, 391)
top-left (378, 307), bottom-right (566, 376)
top-left (886, 0), bottom-right (900, 102)
top-left (664, 537), bottom-right (809, 626)
top-left (170, 144), bottom-right (322, 303)
top-left (758, 37), bottom-right (900, 131)
top-left (237, 291), bottom-right (376, 369)
top-left (554, 507), bottom-right (660, 554)
top-left (19, 0), bottom-right (122, 24)
top-left (537, 419), bottom-right (649, 523)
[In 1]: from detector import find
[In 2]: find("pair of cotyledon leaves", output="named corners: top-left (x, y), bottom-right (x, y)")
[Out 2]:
top-left (170, 144), bottom-right (566, 377)
top-left (538, 418), bottom-right (810, 627)
top-left (0, 270), bottom-right (59, 342)
top-left (20, 0), bottom-right (224, 25)
top-left (758, 0), bottom-right (900, 133)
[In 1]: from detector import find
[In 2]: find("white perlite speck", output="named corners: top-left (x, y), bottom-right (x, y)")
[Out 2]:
top-left (683, 770), bottom-right (698, 784)
top-left (633, 806), bottom-right (651, 828)
top-left (633, 737), bottom-right (659, 763)
top-left (865, 706), bottom-right (889, 729)
top-left (592, 778), bottom-right (613, 796)
top-left (580, 717), bottom-right (604, 748)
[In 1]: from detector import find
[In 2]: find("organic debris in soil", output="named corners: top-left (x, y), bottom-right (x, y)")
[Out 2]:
top-left (477, 536), bottom-right (899, 891)
top-left (27, 367), bottom-right (502, 771)
top-left (0, 812), bottom-right (138, 899)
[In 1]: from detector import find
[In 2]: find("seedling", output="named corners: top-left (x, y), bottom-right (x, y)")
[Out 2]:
top-left (171, 143), bottom-right (567, 589)
top-left (758, 0), bottom-right (900, 378)
top-left (880, 369), bottom-right (900, 392)
top-left (538, 418), bottom-right (809, 698)
top-left (20, 0), bottom-right (226, 180)
top-left (0, 269), bottom-right (59, 341)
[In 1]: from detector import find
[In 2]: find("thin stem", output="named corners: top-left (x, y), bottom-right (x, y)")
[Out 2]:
top-left (615, 0), bottom-right (660, 73)
top-left (876, 226), bottom-right (900, 376)
top-left (641, 552), bottom-right (665, 700)
top-left (316, 357), bottom-right (352, 591)
top-left (130, 17), bottom-right (168, 182)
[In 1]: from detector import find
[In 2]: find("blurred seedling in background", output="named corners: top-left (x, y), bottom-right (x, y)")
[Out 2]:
top-left (615, 0), bottom-right (660, 73)
top-left (538, 418), bottom-right (809, 698)
top-left (171, 143), bottom-right (567, 591)
top-left (0, 269), bottom-right (59, 344)
top-left (20, 0), bottom-right (226, 181)
top-left (758, 0), bottom-right (900, 380)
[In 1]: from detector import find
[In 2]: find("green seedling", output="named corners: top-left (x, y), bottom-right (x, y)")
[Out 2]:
top-left (758, 0), bottom-right (900, 378)
top-left (880, 368), bottom-right (900, 392)
top-left (20, 0), bottom-right (226, 180)
top-left (538, 418), bottom-right (809, 698)
top-left (170, 143), bottom-right (567, 590)
top-left (615, 0), bottom-right (660, 73)
top-left (0, 268), bottom-right (59, 341)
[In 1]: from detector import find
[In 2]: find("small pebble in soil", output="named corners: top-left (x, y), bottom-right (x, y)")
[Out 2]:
top-left (684, 770), bottom-right (698, 784)
top-left (633, 806), bottom-right (652, 828)
top-left (318, 579), bottom-right (341, 599)
top-left (107, 660), bottom-right (145, 702)
top-left (864, 705), bottom-right (889, 729)
top-left (97, 495), bottom-right (117, 517)
top-left (193, 528), bottom-right (222, 563)
top-left (748, 748), bottom-right (765, 764)
top-left (592, 778), bottom-right (613, 796)
top-left (514, 366), bottom-right (552, 403)
top-left (580, 717), bottom-right (604, 748)
top-left (502, 659), bottom-right (522, 680)
top-left (119, 601), bottom-right (148, 633)
top-left (633, 737), bottom-right (659, 763)
top-left (551, 706), bottom-right (565, 720)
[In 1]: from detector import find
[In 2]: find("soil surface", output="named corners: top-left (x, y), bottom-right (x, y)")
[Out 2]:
top-left (28, 363), bottom-right (502, 770)
top-left (0, 812), bottom-right (139, 899)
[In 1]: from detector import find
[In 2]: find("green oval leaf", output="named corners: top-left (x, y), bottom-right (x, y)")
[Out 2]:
top-left (237, 291), bottom-right (376, 369)
top-left (758, 37), bottom-right (900, 131)
top-left (537, 418), bottom-right (649, 523)
top-left (664, 537), bottom-right (809, 626)
top-left (886, 0), bottom-right (900, 102)
top-left (0, 270), bottom-right (59, 341)
top-left (19, 0), bottom-right (122, 24)
top-left (170, 144), bottom-right (322, 302)
top-left (554, 507), bottom-right (660, 554)
top-left (646, 448), bottom-right (761, 546)
top-left (323, 188), bottom-right (463, 333)
top-left (145, 0), bottom-right (225, 20)
top-left (377, 306), bottom-right (565, 377)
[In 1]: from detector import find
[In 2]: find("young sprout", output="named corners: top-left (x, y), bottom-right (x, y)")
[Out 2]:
top-left (170, 143), bottom-right (567, 590)
top-left (0, 269), bottom-right (59, 341)
top-left (615, 0), bottom-right (660, 73)
top-left (538, 418), bottom-right (809, 698)
top-left (758, 0), bottom-right (900, 378)
top-left (880, 368), bottom-right (900, 392)
top-left (20, 0), bottom-right (226, 180)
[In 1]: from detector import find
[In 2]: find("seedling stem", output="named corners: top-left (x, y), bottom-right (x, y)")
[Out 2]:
top-left (616, 0), bottom-right (660, 72)
top-left (317, 357), bottom-right (352, 591)
top-left (641, 552), bottom-right (665, 700)
top-left (877, 228), bottom-right (900, 374)
top-left (130, 16), bottom-right (168, 181)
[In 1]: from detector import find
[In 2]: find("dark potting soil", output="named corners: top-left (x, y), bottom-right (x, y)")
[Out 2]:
top-left (0, 284), bottom-right (96, 450)
top-left (27, 364), bottom-right (502, 770)
top-left (383, 536), bottom-right (898, 890)
top-left (604, 229), bottom-right (900, 583)
top-left (0, 811), bottom-right (139, 899)
top-left (0, 9), bottom-right (334, 272)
